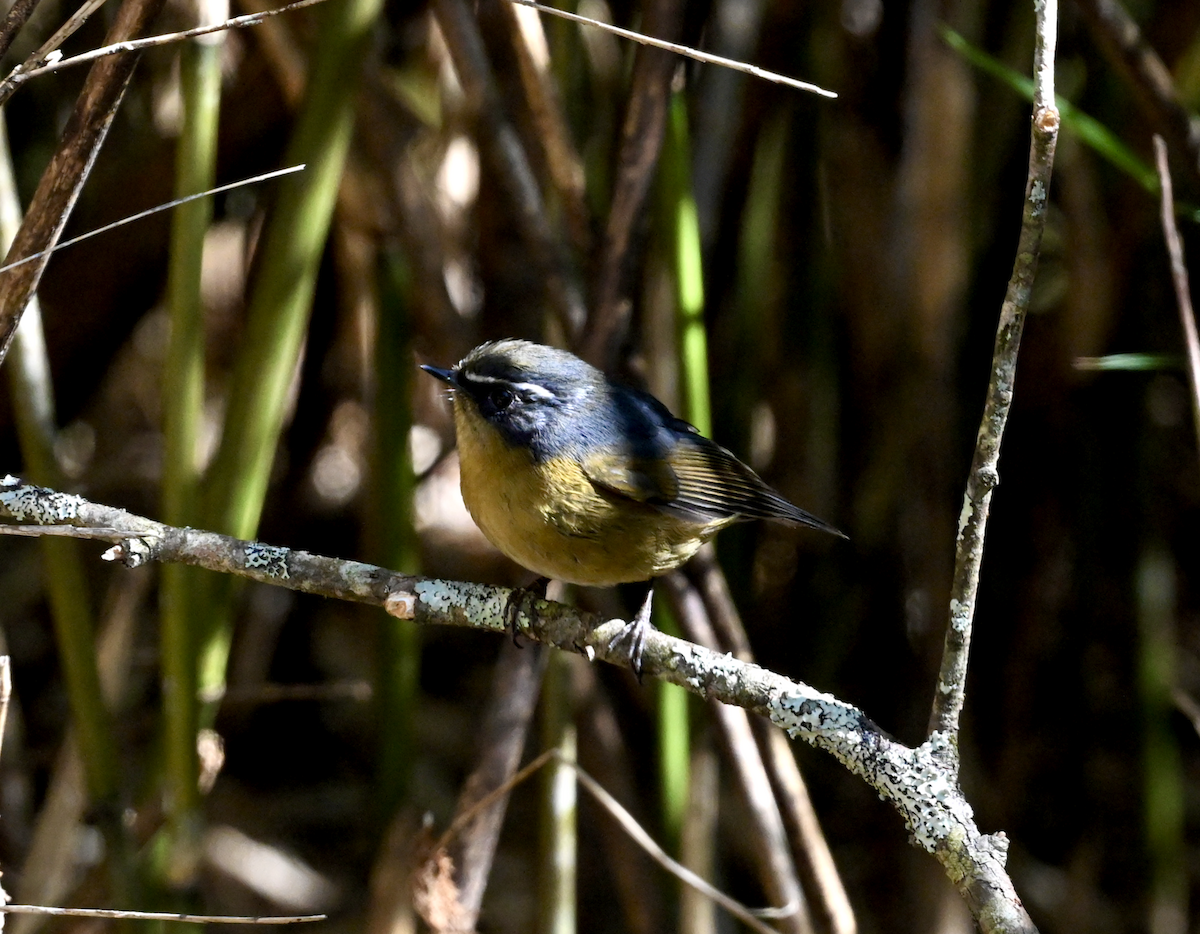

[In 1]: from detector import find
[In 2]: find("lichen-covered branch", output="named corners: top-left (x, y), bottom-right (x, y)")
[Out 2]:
top-left (928, 0), bottom-right (1060, 742)
top-left (1, 475), bottom-right (1035, 931)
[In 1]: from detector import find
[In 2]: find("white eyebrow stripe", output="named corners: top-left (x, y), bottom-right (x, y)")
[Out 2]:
top-left (459, 372), bottom-right (556, 400)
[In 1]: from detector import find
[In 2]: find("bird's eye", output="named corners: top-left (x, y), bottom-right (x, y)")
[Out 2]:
top-left (488, 388), bottom-right (515, 412)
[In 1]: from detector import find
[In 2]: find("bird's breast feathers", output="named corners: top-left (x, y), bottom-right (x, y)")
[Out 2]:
top-left (453, 401), bottom-right (718, 584)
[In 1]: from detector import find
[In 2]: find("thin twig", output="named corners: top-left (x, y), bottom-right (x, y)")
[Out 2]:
top-left (0, 524), bottom-right (140, 540)
top-left (0, 0), bottom-right (169, 370)
top-left (0, 166), bottom-right (304, 276)
top-left (1152, 135), bottom-right (1200, 458)
top-left (432, 746), bottom-right (786, 934)
top-left (0, 0), bottom-right (45, 62)
top-left (434, 0), bottom-right (588, 340)
top-left (570, 758), bottom-right (783, 934)
top-left (10, 0), bottom-right (329, 85)
top-left (505, 0), bottom-right (835, 99)
top-left (0, 906), bottom-right (323, 924)
top-left (0, 475), bottom-right (1035, 930)
top-left (0, 0), bottom-right (111, 107)
top-left (580, 0), bottom-right (684, 365)
top-left (1073, 0), bottom-right (1200, 191)
top-left (0, 656), bottom-right (11, 762)
top-left (436, 748), bottom-right (558, 850)
top-left (928, 0), bottom-right (1060, 743)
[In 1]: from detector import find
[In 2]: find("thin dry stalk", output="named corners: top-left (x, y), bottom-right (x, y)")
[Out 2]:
top-left (0, 0), bottom-right (44, 61)
top-left (490, 0), bottom-right (592, 258)
top-left (676, 556), bottom-right (856, 934)
top-left (1074, 0), bottom-right (1200, 190)
top-left (0, 905), bottom-right (323, 924)
top-left (1152, 135), bottom-right (1200, 457)
top-left (443, 642), bottom-right (547, 925)
top-left (580, 0), bottom-right (683, 366)
top-left (434, 0), bottom-right (587, 340)
top-left (506, 0), bottom-right (836, 99)
top-left (710, 701), bottom-right (813, 934)
top-left (0, 0), bottom-right (168, 366)
top-left (928, 0), bottom-right (1060, 743)
top-left (663, 572), bottom-right (816, 934)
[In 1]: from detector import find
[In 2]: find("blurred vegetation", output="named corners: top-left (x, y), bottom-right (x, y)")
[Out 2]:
top-left (0, 0), bottom-right (1198, 931)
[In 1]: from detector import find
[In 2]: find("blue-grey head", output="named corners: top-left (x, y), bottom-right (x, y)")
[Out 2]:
top-left (422, 340), bottom-right (613, 460)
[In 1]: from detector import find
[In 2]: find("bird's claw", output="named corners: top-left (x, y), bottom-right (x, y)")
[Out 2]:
top-left (605, 588), bottom-right (654, 682)
top-left (503, 577), bottom-right (550, 647)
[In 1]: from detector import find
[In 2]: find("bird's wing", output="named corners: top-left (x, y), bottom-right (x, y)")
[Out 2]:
top-left (588, 432), bottom-right (842, 534)
top-left (580, 449), bottom-right (680, 505)
top-left (580, 385), bottom-right (842, 536)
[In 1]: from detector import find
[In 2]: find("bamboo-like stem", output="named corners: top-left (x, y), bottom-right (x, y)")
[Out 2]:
top-left (369, 249), bottom-right (421, 822)
top-left (928, 0), bottom-right (1059, 743)
top-left (0, 113), bottom-right (132, 905)
top-left (197, 0), bottom-right (384, 695)
top-left (658, 86), bottom-right (701, 913)
top-left (538, 652), bottom-right (577, 934)
top-left (666, 92), bottom-right (710, 438)
top-left (160, 0), bottom-right (227, 885)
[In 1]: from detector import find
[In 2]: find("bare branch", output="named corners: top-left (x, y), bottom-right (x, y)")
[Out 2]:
top-left (0, 0), bottom-right (112, 107)
top-left (504, 0), bottom-right (836, 99)
top-left (0, 655), bottom-right (10, 762)
top-left (0, 166), bottom-right (306, 276)
top-left (0, 905), bottom-right (323, 924)
top-left (1074, 0), bottom-right (1200, 190)
top-left (0, 475), bottom-right (1034, 931)
top-left (1152, 135), bottom-right (1200, 459)
top-left (928, 0), bottom-right (1060, 744)
top-left (0, 0), bottom-right (46, 62)
top-left (0, 0), bottom-right (169, 369)
top-left (9, 0), bottom-right (330, 86)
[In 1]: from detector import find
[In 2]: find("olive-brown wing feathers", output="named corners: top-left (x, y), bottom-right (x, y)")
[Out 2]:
top-left (581, 434), bottom-right (843, 536)
top-left (580, 450), bottom-right (680, 505)
top-left (665, 437), bottom-right (842, 533)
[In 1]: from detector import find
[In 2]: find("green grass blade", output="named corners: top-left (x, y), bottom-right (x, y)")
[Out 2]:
top-left (159, 20), bottom-right (225, 884)
top-left (939, 24), bottom-right (1159, 193)
top-left (198, 0), bottom-right (385, 696)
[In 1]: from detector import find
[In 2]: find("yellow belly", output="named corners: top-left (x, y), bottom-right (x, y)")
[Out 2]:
top-left (454, 402), bottom-right (718, 585)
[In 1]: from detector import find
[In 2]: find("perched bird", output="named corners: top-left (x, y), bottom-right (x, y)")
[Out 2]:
top-left (422, 339), bottom-right (842, 673)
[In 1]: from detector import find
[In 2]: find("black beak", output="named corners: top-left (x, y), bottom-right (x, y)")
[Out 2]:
top-left (421, 364), bottom-right (458, 386)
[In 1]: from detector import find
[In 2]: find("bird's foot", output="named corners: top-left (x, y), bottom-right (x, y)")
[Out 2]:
top-left (503, 577), bottom-right (550, 647)
top-left (605, 587), bottom-right (654, 681)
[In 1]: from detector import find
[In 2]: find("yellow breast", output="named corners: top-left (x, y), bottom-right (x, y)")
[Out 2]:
top-left (452, 399), bottom-right (720, 586)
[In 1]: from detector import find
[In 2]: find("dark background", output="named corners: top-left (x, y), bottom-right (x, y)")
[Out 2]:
top-left (1, 0), bottom-right (1199, 931)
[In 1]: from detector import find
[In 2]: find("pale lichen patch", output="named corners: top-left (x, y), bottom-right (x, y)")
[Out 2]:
top-left (415, 579), bottom-right (506, 631)
top-left (245, 542), bottom-right (290, 579)
top-left (0, 477), bottom-right (83, 523)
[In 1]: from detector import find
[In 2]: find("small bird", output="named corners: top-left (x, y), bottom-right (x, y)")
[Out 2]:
top-left (422, 339), bottom-right (842, 674)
